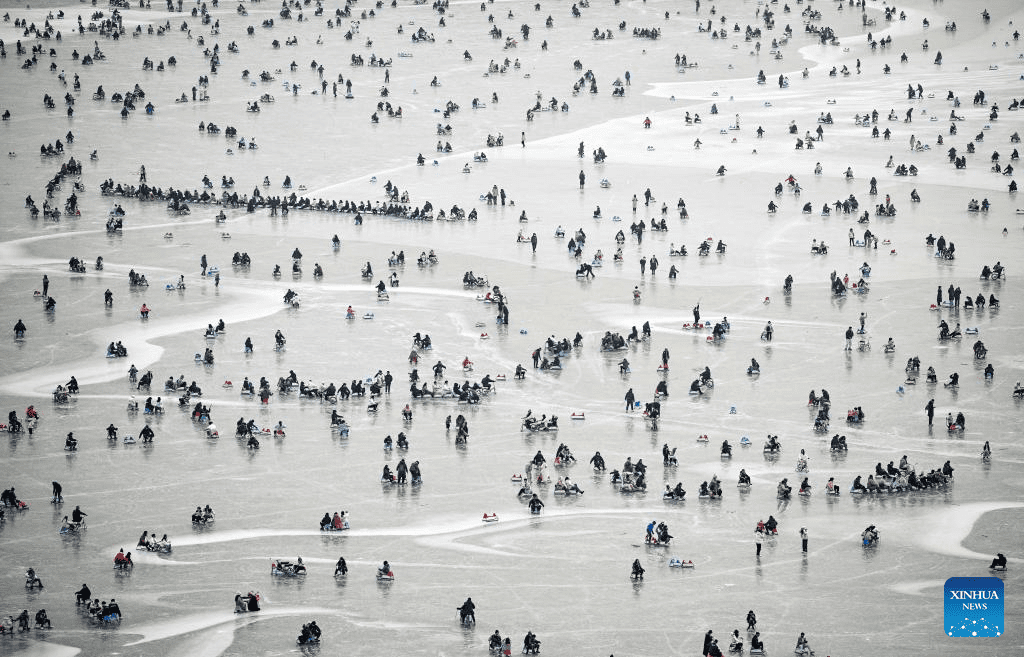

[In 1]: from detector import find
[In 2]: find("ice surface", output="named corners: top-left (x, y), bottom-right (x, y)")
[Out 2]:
top-left (1, 0), bottom-right (1023, 655)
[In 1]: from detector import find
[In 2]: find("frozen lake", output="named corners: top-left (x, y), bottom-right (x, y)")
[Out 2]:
top-left (1, 0), bottom-right (1022, 655)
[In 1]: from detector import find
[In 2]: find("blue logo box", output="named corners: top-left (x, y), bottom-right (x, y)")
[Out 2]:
top-left (945, 577), bottom-right (1004, 637)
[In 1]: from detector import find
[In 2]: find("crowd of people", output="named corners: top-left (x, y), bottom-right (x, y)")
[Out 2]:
top-left (0, 0), bottom-right (1017, 653)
